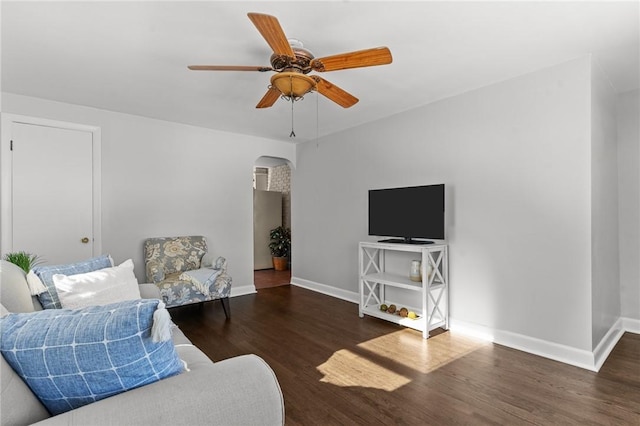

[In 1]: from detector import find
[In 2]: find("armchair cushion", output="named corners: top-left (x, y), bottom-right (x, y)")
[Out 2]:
top-left (178, 268), bottom-right (222, 297)
top-left (157, 271), bottom-right (231, 307)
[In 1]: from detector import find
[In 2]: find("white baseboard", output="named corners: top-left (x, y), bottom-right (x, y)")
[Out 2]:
top-left (621, 317), bottom-right (640, 333)
top-left (447, 317), bottom-right (640, 372)
top-left (591, 317), bottom-right (640, 371)
top-left (289, 277), bottom-right (639, 372)
top-left (449, 318), bottom-right (598, 371)
top-left (290, 276), bottom-right (359, 304)
top-left (592, 318), bottom-right (626, 371)
top-left (230, 284), bottom-right (256, 297)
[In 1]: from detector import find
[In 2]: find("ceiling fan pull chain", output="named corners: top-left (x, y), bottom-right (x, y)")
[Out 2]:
top-left (289, 95), bottom-right (296, 138)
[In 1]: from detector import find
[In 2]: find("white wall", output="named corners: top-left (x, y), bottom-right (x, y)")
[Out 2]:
top-left (590, 60), bottom-right (620, 348)
top-left (617, 89), bottom-right (640, 320)
top-left (293, 57), bottom-right (593, 351)
top-left (1, 93), bottom-right (295, 294)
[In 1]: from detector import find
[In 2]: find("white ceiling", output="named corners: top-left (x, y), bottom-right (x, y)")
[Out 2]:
top-left (2, 1), bottom-right (638, 143)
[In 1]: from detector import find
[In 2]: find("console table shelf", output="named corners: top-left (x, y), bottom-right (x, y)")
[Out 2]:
top-left (358, 241), bottom-right (449, 339)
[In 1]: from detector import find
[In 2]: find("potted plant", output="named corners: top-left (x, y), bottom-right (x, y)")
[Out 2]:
top-left (268, 226), bottom-right (291, 271)
top-left (3, 251), bottom-right (44, 273)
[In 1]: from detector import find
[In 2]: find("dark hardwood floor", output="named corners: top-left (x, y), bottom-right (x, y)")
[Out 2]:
top-left (171, 286), bottom-right (640, 425)
top-left (254, 268), bottom-right (291, 289)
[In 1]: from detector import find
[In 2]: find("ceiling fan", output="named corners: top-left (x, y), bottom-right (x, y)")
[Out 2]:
top-left (188, 13), bottom-right (393, 109)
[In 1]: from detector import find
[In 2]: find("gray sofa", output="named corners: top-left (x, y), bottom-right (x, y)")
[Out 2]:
top-left (0, 260), bottom-right (285, 426)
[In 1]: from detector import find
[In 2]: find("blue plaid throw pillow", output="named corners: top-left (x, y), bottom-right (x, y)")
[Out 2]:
top-left (0, 299), bottom-right (183, 415)
top-left (33, 255), bottom-right (113, 309)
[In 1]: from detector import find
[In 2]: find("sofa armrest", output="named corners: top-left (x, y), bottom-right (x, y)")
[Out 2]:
top-left (138, 283), bottom-right (161, 300)
top-left (33, 354), bottom-right (284, 426)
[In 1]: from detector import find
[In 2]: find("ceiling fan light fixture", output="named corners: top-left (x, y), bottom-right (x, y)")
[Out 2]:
top-left (270, 72), bottom-right (316, 100)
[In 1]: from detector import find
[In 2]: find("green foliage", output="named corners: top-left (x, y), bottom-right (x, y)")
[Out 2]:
top-left (268, 226), bottom-right (291, 258)
top-left (3, 251), bottom-right (44, 273)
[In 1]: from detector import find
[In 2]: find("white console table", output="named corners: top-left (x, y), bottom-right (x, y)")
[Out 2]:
top-left (358, 241), bottom-right (449, 339)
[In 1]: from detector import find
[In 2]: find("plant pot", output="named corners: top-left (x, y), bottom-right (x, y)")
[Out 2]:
top-left (272, 256), bottom-right (288, 271)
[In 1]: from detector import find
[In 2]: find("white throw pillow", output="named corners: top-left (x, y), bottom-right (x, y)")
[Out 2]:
top-left (53, 259), bottom-right (141, 309)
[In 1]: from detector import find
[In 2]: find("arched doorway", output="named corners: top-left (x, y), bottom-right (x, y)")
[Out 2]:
top-left (253, 156), bottom-right (292, 289)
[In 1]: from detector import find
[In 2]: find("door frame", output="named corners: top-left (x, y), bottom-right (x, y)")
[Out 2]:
top-left (0, 113), bottom-right (102, 257)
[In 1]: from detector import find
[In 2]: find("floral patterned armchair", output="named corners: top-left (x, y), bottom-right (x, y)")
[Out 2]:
top-left (143, 236), bottom-right (231, 316)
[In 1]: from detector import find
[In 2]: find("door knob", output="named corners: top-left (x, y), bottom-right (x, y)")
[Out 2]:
top-left (81, 237), bottom-right (90, 244)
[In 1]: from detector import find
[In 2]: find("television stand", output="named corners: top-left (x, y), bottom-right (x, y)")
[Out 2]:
top-left (378, 238), bottom-right (434, 245)
top-left (359, 241), bottom-right (449, 339)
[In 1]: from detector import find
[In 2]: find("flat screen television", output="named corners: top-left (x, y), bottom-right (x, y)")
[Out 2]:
top-left (368, 184), bottom-right (445, 244)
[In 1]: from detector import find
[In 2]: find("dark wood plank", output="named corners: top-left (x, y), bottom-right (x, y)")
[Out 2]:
top-left (254, 268), bottom-right (291, 289)
top-left (171, 286), bottom-right (640, 425)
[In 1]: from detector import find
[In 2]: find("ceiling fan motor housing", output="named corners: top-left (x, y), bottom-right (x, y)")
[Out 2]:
top-left (270, 40), bottom-right (315, 74)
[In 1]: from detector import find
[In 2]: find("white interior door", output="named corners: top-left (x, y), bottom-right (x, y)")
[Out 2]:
top-left (11, 122), bottom-right (94, 265)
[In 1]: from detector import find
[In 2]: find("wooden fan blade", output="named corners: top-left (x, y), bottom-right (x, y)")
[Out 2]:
top-left (247, 13), bottom-right (295, 57)
top-left (312, 76), bottom-right (359, 108)
top-left (256, 86), bottom-right (281, 108)
top-left (188, 65), bottom-right (273, 72)
top-left (311, 47), bottom-right (392, 72)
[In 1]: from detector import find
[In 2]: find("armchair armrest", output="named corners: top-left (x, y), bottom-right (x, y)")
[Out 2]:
top-left (214, 256), bottom-right (227, 272)
top-left (35, 355), bottom-right (284, 426)
top-left (145, 260), bottom-right (165, 284)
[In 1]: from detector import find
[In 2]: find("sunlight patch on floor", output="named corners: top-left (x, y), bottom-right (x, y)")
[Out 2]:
top-left (316, 349), bottom-right (411, 391)
top-left (357, 329), bottom-right (488, 374)
top-left (316, 329), bottom-right (488, 391)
